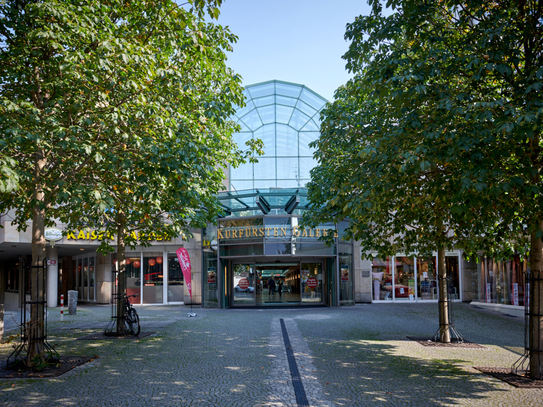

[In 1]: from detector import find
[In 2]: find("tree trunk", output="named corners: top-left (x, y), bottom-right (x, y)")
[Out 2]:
top-left (437, 220), bottom-right (451, 343)
top-left (437, 246), bottom-right (451, 343)
top-left (529, 221), bottom-right (543, 379)
top-left (116, 214), bottom-right (127, 336)
top-left (28, 154), bottom-right (47, 366)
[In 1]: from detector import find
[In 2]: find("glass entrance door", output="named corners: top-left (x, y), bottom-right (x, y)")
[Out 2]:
top-left (256, 263), bottom-right (301, 305)
top-left (301, 262), bottom-right (322, 303)
top-left (233, 263), bottom-right (256, 305)
top-left (230, 261), bottom-right (324, 306)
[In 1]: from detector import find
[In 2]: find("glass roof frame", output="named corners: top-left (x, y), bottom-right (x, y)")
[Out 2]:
top-left (229, 80), bottom-right (328, 192)
top-left (218, 188), bottom-right (310, 217)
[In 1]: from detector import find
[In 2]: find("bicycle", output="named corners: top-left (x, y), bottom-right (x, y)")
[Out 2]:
top-left (114, 293), bottom-right (140, 336)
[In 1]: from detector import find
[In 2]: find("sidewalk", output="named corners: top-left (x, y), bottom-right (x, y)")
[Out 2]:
top-left (0, 302), bottom-right (540, 406)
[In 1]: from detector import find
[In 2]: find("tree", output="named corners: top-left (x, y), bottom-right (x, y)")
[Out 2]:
top-left (305, 0), bottom-right (542, 375)
top-left (305, 59), bottom-right (498, 343)
top-left (0, 0), bottom-right (260, 363)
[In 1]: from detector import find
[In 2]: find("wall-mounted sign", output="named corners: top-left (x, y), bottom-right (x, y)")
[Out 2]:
top-left (65, 230), bottom-right (172, 241)
top-left (216, 226), bottom-right (338, 240)
top-left (44, 228), bottom-right (63, 241)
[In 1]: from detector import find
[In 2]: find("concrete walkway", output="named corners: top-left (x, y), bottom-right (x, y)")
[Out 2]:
top-left (0, 302), bottom-right (540, 406)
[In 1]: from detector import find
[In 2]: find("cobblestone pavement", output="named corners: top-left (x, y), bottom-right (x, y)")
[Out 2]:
top-left (0, 302), bottom-right (541, 406)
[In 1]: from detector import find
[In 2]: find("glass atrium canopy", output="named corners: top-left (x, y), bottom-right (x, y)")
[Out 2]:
top-left (229, 80), bottom-right (328, 191)
top-left (218, 188), bottom-right (309, 217)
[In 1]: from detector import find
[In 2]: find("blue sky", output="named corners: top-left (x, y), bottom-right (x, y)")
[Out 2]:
top-left (215, 1), bottom-right (373, 102)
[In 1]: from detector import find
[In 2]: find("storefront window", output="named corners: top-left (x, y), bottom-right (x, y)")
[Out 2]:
top-left (4, 259), bottom-right (19, 292)
top-left (372, 257), bottom-right (392, 301)
top-left (395, 256), bottom-right (415, 300)
top-left (142, 254), bottom-right (163, 304)
top-left (417, 256), bottom-right (437, 300)
top-left (477, 256), bottom-right (527, 306)
top-left (203, 225), bottom-right (218, 308)
top-left (373, 255), bottom-right (455, 302)
top-left (89, 257), bottom-right (95, 301)
top-left (446, 255), bottom-right (460, 300)
top-left (233, 263), bottom-right (256, 305)
top-left (301, 262), bottom-right (322, 303)
top-left (339, 242), bottom-right (354, 305)
top-left (126, 256), bottom-right (141, 304)
top-left (167, 254), bottom-right (184, 303)
top-left (82, 257), bottom-right (88, 300)
top-left (73, 255), bottom-right (96, 302)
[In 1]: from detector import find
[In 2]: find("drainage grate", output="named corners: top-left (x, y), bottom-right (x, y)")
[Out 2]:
top-left (280, 318), bottom-right (309, 407)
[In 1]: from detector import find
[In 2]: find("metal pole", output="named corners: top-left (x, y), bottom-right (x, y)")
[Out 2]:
top-left (60, 294), bottom-right (64, 321)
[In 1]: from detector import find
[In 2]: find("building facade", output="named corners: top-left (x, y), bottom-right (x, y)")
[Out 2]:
top-left (0, 80), bottom-right (526, 315)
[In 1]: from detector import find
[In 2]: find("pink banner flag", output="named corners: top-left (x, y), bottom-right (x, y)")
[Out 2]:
top-left (176, 248), bottom-right (192, 300)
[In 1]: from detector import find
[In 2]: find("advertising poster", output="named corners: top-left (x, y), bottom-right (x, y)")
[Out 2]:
top-left (341, 265), bottom-right (349, 282)
top-left (207, 267), bottom-right (216, 284)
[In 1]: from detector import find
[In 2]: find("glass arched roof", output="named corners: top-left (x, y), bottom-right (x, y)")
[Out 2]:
top-left (229, 80), bottom-right (328, 192)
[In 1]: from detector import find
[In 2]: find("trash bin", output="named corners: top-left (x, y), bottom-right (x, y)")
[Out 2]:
top-left (68, 290), bottom-right (78, 315)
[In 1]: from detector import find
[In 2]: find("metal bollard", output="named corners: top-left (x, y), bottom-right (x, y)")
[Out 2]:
top-left (60, 294), bottom-right (64, 321)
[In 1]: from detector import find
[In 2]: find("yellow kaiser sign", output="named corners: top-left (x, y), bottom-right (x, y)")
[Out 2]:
top-left (66, 230), bottom-right (172, 241)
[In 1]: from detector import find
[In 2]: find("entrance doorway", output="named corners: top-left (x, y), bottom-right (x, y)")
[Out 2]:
top-left (231, 261), bottom-right (323, 306)
top-left (258, 263), bottom-right (300, 304)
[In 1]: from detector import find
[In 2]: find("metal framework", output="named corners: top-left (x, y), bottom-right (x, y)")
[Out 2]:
top-left (218, 188), bottom-right (308, 217)
top-left (7, 259), bottom-right (59, 368)
top-left (229, 80), bottom-right (327, 193)
top-left (433, 276), bottom-right (464, 343)
top-left (512, 269), bottom-right (543, 378)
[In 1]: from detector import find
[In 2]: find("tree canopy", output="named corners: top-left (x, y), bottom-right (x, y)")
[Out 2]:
top-left (0, 0), bottom-right (261, 359)
top-left (304, 0), bottom-right (542, 354)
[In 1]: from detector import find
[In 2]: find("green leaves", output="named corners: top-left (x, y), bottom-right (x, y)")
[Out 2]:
top-left (0, 157), bottom-right (19, 193)
top-left (0, 0), bottom-right (251, 253)
top-left (305, 0), bottom-right (542, 261)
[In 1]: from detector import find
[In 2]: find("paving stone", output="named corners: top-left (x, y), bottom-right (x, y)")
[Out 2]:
top-left (0, 303), bottom-right (541, 407)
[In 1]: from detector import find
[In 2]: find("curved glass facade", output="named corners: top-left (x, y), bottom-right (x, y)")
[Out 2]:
top-left (230, 80), bottom-right (327, 191)
top-left (201, 81), bottom-right (355, 308)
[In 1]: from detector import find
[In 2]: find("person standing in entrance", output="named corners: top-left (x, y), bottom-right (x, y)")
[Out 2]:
top-left (268, 277), bottom-right (275, 296)
top-left (277, 280), bottom-right (283, 298)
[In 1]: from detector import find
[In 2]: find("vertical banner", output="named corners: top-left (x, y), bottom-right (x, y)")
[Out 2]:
top-left (513, 283), bottom-right (519, 306)
top-left (486, 283), bottom-right (491, 303)
top-left (176, 248), bottom-right (192, 300)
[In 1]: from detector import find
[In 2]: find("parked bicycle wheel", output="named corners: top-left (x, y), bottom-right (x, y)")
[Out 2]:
top-left (126, 308), bottom-right (140, 336)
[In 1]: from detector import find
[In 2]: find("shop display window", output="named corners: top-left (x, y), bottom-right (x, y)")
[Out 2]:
top-left (394, 256), bottom-right (415, 300)
top-left (478, 256), bottom-right (527, 306)
top-left (417, 257), bottom-right (437, 300)
top-left (372, 253), bottom-right (460, 302)
top-left (142, 255), bottom-right (163, 304)
top-left (372, 257), bottom-right (392, 301)
top-left (126, 256), bottom-right (141, 304)
top-left (168, 254), bottom-right (184, 303)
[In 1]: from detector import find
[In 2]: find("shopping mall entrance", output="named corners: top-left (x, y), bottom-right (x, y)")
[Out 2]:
top-left (232, 261), bottom-right (324, 306)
